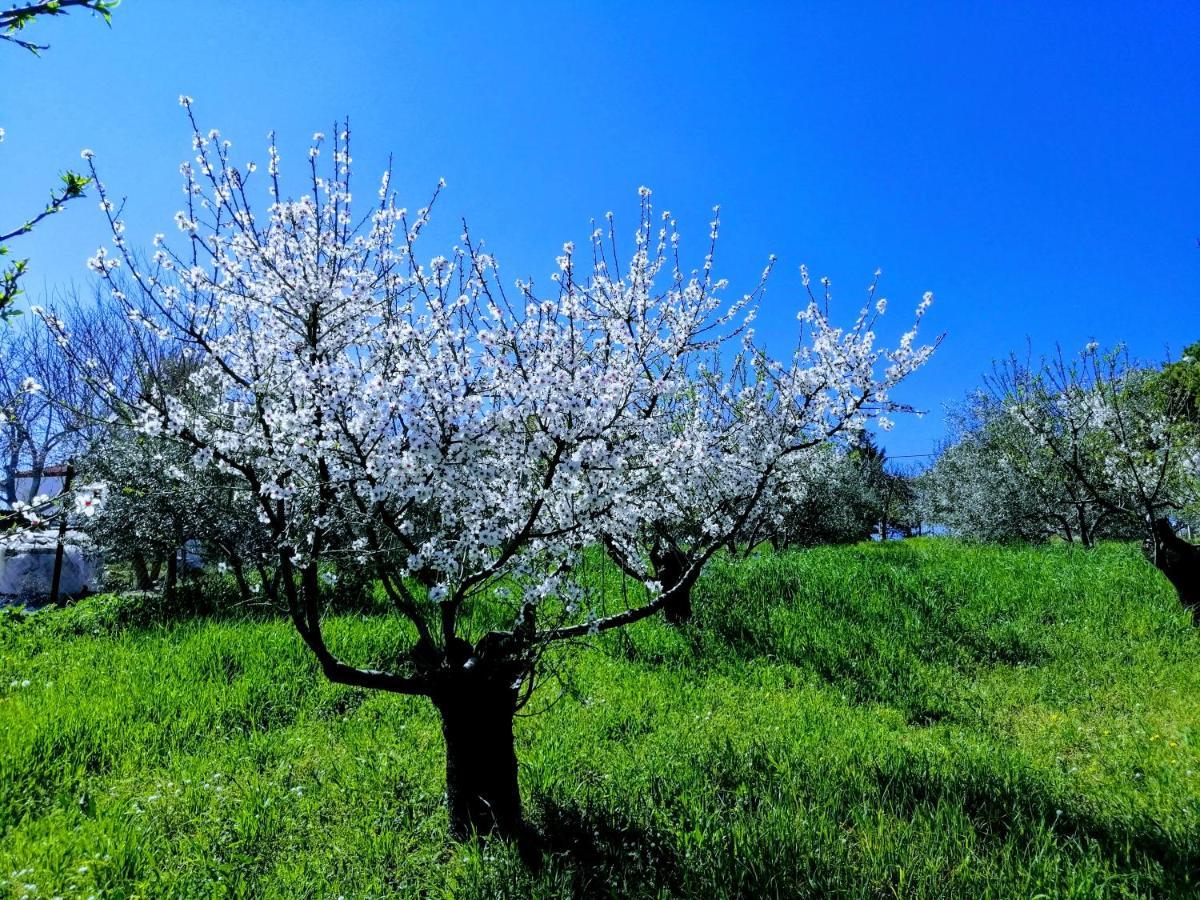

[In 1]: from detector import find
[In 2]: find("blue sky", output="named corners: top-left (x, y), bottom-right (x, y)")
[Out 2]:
top-left (1, 1), bottom-right (1197, 460)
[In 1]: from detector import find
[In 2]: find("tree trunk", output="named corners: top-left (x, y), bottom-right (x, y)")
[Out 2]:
top-left (257, 562), bottom-right (284, 607)
top-left (2, 441), bottom-right (18, 505)
top-left (215, 541), bottom-right (252, 602)
top-left (131, 551), bottom-right (153, 591)
top-left (432, 671), bottom-right (524, 841)
top-left (1151, 518), bottom-right (1200, 622)
top-left (228, 551), bottom-right (252, 603)
top-left (26, 449), bottom-right (48, 503)
top-left (650, 543), bottom-right (695, 625)
top-left (48, 462), bottom-right (75, 606)
top-left (1076, 505), bottom-right (1092, 548)
top-left (164, 546), bottom-right (178, 605)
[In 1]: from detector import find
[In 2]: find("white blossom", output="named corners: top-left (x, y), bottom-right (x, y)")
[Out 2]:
top-left (60, 110), bottom-right (936, 690)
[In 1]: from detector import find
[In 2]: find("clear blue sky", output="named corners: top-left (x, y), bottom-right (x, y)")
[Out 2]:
top-left (2, 1), bottom-right (1197, 460)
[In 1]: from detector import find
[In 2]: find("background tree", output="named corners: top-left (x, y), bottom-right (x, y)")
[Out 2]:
top-left (1, 289), bottom-right (140, 502)
top-left (1148, 341), bottom-right (1200, 533)
top-left (4, 285), bottom-right (272, 598)
top-left (592, 268), bottom-right (939, 620)
top-left (82, 425), bottom-right (270, 599)
top-left (1151, 342), bottom-right (1200, 425)
top-left (768, 434), bottom-right (925, 549)
top-left (770, 444), bottom-right (879, 547)
top-left (882, 463), bottom-right (923, 538)
top-left (0, 315), bottom-right (88, 503)
top-left (849, 433), bottom-right (923, 540)
top-left (922, 390), bottom-right (1143, 546)
top-left (993, 345), bottom-right (1199, 612)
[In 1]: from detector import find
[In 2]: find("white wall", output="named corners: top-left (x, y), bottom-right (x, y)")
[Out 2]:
top-left (1, 474), bottom-right (66, 510)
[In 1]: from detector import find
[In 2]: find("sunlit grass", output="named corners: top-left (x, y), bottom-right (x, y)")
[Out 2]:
top-left (1, 539), bottom-right (1197, 897)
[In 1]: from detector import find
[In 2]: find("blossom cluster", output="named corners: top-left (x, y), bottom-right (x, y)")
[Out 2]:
top-left (59, 111), bottom-right (937, 649)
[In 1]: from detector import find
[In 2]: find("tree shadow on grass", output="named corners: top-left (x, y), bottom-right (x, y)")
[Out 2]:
top-left (526, 795), bottom-right (684, 898)
top-left (870, 760), bottom-right (1200, 895)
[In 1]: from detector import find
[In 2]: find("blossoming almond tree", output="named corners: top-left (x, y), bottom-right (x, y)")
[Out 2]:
top-left (56, 101), bottom-right (937, 843)
top-left (923, 390), bottom-right (1144, 546)
top-left (994, 344), bottom-right (1200, 614)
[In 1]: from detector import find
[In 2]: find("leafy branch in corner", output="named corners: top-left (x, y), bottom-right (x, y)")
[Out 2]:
top-left (1, 0), bottom-right (117, 54)
top-left (0, 0), bottom-right (115, 318)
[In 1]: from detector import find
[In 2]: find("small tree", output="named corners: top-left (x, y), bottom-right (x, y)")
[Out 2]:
top-left (923, 390), bottom-right (1142, 546)
top-left (848, 433), bottom-right (923, 540)
top-left (1, 290), bottom-right (140, 540)
top-left (1, 315), bottom-right (91, 504)
top-left (56, 106), bottom-right (937, 844)
top-left (589, 269), bottom-right (937, 614)
top-left (883, 464), bottom-right (922, 538)
top-left (83, 420), bottom-right (270, 599)
top-left (1149, 342), bottom-right (1200, 532)
top-left (770, 443), bottom-right (883, 548)
top-left (768, 434), bottom-right (924, 547)
top-left (1152, 342), bottom-right (1200, 426)
top-left (993, 345), bottom-right (1200, 612)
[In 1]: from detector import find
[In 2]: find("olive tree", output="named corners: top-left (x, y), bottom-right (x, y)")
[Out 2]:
top-left (766, 441), bottom-right (885, 548)
top-left (83, 415), bottom-right (271, 599)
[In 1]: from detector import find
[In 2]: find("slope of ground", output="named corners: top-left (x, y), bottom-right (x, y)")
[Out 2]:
top-left (1, 540), bottom-right (1197, 898)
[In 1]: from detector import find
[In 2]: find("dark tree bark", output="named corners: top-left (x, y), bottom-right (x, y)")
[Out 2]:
top-left (1075, 505), bottom-right (1091, 548)
top-left (1150, 518), bottom-right (1200, 621)
top-left (164, 545), bottom-right (178, 605)
top-left (650, 542), bottom-right (697, 625)
top-left (2, 440), bottom-right (18, 505)
top-left (227, 552), bottom-right (252, 603)
top-left (131, 550), bottom-right (153, 591)
top-left (215, 540), bottom-right (252, 602)
top-left (431, 665), bottom-right (525, 841)
top-left (1053, 513), bottom-right (1074, 545)
top-left (48, 461), bottom-right (74, 605)
top-left (26, 452), bottom-right (46, 502)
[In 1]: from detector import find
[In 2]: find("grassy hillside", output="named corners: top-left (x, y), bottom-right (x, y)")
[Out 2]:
top-left (2, 540), bottom-right (1198, 898)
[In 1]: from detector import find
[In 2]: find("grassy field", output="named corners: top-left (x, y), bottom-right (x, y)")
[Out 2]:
top-left (1, 539), bottom-right (1198, 898)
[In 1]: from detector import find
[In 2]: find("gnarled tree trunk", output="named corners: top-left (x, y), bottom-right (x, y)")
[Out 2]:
top-left (432, 667), bottom-right (524, 841)
top-left (651, 542), bottom-right (697, 625)
top-left (1151, 518), bottom-right (1200, 621)
top-left (164, 545), bottom-right (178, 605)
top-left (131, 551), bottom-right (153, 591)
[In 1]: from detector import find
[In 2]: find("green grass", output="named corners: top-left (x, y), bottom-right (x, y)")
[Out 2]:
top-left (2, 539), bottom-right (1199, 898)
